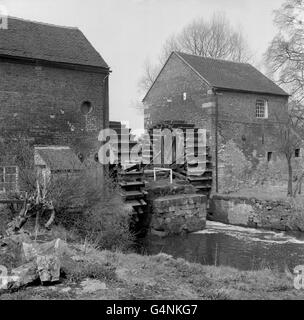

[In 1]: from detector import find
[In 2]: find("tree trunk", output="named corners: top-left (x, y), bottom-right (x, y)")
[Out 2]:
top-left (287, 155), bottom-right (293, 197)
top-left (293, 172), bottom-right (304, 197)
top-left (45, 209), bottom-right (56, 230)
top-left (6, 201), bottom-right (31, 235)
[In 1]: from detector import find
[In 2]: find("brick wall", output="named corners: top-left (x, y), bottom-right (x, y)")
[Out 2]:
top-left (217, 91), bottom-right (289, 160)
top-left (143, 54), bottom-right (289, 162)
top-left (144, 53), bottom-right (215, 132)
top-left (0, 59), bottom-right (108, 159)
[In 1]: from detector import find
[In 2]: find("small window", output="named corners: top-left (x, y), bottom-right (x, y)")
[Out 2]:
top-left (295, 149), bottom-right (300, 158)
top-left (267, 152), bottom-right (272, 162)
top-left (0, 166), bottom-right (18, 193)
top-left (256, 100), bottom-right (268, 119)
top-left (78, 153), bottom-right (84, 162)
top-left (80, 101), bottom-right (92, 115)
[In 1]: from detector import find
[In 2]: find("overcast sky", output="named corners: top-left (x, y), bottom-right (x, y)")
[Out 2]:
top-left (1, 0), bottom-right (285, 132)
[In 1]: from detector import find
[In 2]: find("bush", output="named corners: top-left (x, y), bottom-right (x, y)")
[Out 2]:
top-left (53, 170), bottom-right (135, 252)
top-left (0, 140), bottom-right (135, 252)
top-left (218, 140), bottom-right (252, 193)
top-left (249, 157), bottom-right (288, 186)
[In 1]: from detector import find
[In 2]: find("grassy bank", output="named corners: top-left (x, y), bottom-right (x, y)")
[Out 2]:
top-left (1, 246), bottom-right (303, 300)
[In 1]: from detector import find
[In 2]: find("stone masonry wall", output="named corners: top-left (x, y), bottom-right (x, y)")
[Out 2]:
top-left (0, 59), bottom-right (108, 159)
top-left (150, 194), bottom-right (207, 236)
top-left (209, 194), bottom-right (304, 232)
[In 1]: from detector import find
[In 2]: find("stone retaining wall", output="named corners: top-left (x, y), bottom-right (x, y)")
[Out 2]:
top-left (150, 194), bottom-right (207, 236)
top-left (209, 194), bottom-right (304, 231)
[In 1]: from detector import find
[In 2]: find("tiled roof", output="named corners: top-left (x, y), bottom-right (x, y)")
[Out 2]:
top-left (0, 17), bottom-right (109, 68)
top-left (176, 52), bottom-right (289, 96)
top-left (35, 146), bottom-right (83, 171)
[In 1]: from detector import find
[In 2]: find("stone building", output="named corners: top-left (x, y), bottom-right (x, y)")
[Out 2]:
top-left (0, 17), bottom-right (110, 193)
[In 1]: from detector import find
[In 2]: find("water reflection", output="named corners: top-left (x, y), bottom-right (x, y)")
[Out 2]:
top-left (139, 221), bottom-right (304, 271)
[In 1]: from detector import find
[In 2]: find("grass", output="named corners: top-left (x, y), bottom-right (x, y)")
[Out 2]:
top-left (0, 233), bottom-right (303, 300)
top-left (2, 248), bottom-right (301, 300)
top-left (63, 260), bottom-right (117, 283)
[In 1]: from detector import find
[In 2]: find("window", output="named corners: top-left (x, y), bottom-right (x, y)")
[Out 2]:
top-left (0, 166), bottom-right (18, 193)
top-left (295, 149), bottom-right (300, 158)
top-left (80, 101), bottom-right (92, 115)
top-left (267, 152), bottom-right (272, 162)
top-left (256, 99), bottom-right (268, 119)
top-left (78, 153), bottom-right (84, 162)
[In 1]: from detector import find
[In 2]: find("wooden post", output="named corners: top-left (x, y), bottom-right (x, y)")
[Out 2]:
top-left (214, 90), bottom-right (219, 193)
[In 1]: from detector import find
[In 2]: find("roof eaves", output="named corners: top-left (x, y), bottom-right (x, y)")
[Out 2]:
top-left (0, 53), bottom-right (110, 73)
top-left (213, 86), bottom-right (290, 97)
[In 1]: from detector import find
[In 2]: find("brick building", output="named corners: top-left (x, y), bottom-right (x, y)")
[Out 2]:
top-left (0, 17), bottom-right (110, 192)
top-left (0, 17), bottom-right (110, 158)
top-left (143, 52), bottom-right (289, 165)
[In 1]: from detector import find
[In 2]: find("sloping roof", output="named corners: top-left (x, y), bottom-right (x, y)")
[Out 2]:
top-left (0, 17), bottom-right (109, 69)
top-left (176, 52), bottom-right (289, 96)
top-left (35, 146), bottom-right (83, 171)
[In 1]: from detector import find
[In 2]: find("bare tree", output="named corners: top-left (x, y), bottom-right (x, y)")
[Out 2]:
top-left (277, 103), bottom-right (304, 197)
top-left (265, 0), bottom-right (304, 103)
top-left (138, 59), bottom-right (161, 92)
top-left (139, 12), bottom-right (252, 91)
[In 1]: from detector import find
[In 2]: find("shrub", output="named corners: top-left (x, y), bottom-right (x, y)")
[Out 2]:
top-left (249, 157), bottom-right (288, 186)
top-left (53, 169), bottom-right (135, 252)
top-left (218, 140), bottom-right (252, 193)
top-left (0, 139), bottom-right (135, 252)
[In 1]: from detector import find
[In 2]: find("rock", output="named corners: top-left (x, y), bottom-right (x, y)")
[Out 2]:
top-left (61, 287), bottom-right (72, 293)
top-left (78, 279), bottom-right (107, 294)
top-left (0, 232), bottom-right (31, 254)
top-left (22, 238), bottom-right (71, 263)
top-left (8, 232), bottom-right (31, 245)
top-left (150, 229), bottom-right (168, 237)
top-left (22, 242), bottom-right (38, 262)
top-left (7, 261), bottom-right (38, 290)
top-left (37, 255), bottom-right (60, 283)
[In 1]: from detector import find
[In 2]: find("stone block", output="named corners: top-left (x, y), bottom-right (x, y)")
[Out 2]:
top-left (37, 254), bottom-right (61, 283)
top-left (8, 261), bottom-right (38, 290)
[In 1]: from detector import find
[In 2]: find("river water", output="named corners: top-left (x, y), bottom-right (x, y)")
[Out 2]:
top-left (140, 221), bottom-right (304, 271)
